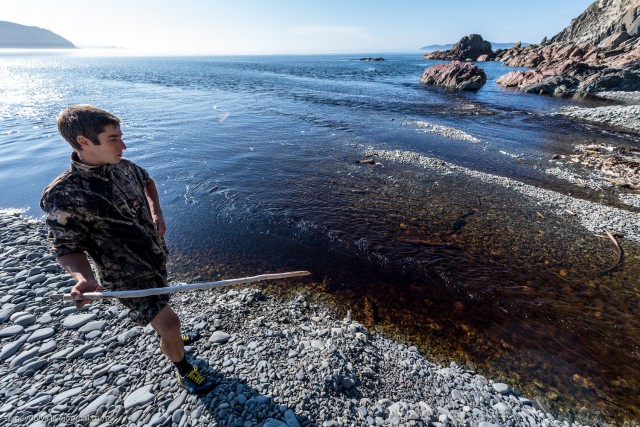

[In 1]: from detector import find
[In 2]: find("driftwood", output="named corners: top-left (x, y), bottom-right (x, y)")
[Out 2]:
top-left (600, 229), bottom-right (623, 274)
top-left (50, 271), bottom-right (311, 301)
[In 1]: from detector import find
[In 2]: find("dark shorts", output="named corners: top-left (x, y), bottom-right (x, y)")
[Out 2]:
top-left (112, 275), bottom-right (170, 327)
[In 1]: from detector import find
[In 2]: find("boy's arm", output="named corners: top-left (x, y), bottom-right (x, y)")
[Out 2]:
top-left (59, 252), bottom-right (102, 309)
top-left (144, 178), bottom-right (166, 237)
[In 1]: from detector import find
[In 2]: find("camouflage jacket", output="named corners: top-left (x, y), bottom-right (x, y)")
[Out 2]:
top-left (40, 154), bottom-right (169, 290)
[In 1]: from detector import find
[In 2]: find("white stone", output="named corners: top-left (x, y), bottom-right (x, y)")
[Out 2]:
top-left (208, 330), bottom-right (231, 344)
top-left (62, 313), bottom-right (97, 329)
top-left (27, 327), bottom-right (55, 343)
top-left (492, 382), bottom-right (509, 394)
top-left (124, 385), bottom-right (155, 409)
top-left (79, 389), bottom-right (118, 417)
top-left (52, 386), bottom-right (84, 404)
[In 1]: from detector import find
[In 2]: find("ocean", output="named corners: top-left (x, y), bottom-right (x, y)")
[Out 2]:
top-left (1, 51), bottom-right (638, 423)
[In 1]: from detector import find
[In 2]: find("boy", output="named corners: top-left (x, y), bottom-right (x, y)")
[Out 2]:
top-left (41, 105), bottom-right (215, 394)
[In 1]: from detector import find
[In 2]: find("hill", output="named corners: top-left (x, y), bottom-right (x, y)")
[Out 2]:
top-left (0, 21), bottom-right (75, 48)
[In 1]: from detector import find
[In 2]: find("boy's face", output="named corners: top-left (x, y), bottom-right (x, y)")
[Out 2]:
top-left (78, 124), bottom-right (126, 165)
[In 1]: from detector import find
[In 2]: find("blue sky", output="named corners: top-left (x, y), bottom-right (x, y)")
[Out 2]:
top-left (3, 0), bottom-right (594, 54)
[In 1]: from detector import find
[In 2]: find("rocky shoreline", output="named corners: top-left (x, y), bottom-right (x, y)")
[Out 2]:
top-left (556, 91), bottom-right (640, 134)
top-left (0, 211), bottom-right (602, 426)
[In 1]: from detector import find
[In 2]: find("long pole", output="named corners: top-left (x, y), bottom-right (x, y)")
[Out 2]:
top-left (49, 271), bottom-right (311, 301)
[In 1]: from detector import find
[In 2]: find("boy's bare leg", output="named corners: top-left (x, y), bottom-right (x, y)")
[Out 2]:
top-left (150, 305), bottom-right (184, 362)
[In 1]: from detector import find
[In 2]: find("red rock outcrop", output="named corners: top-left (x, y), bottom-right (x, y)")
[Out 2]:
top-left (494, 0), bottom-right (640, 97)
top-left (419, 61), bottom-right (487, 91)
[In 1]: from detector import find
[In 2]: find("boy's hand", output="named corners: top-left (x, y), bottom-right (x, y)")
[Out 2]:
top-left (70, 279), bottom-right (102, 308)
top-left (153, 212), bottom-right (166, 237)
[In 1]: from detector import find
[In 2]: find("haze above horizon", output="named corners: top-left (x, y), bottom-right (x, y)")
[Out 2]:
top-left (3, 0), bottom-right (594, 55)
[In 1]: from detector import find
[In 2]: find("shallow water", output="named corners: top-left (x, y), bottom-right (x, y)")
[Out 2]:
top-left (0, 52), bottom-right (638, 423)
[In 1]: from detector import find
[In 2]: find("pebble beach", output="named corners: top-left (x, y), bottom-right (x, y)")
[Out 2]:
top-left (0, 210), bottom-right (598, 427)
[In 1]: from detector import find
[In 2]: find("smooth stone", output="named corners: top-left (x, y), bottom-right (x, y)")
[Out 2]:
top-left (49, 347), bottom-right (74, 359)
top-left (17, 358), bottom-right (48, 376)
top-left (0, 308), bottom-right (15, 323)
top-left (26, 274), bottom-right (47, 284)
top-left (38, 340), bottom-right (57, 355)
top-left (208, 331), bottom-right (231, 344)
top-left (78, 320), bottom-right (107, 334)
top-left (166, 391), bottom-right (187, 414)
top-left (284, 409), bottom-right (301, 427)
top-left (52, 386), bottom-right (84, 404)
top-left (79, 389), bottom-right (118, 417)
top-left (62, 313), bottom-right (97, 329)
top-left (85, 330), bottom-right (102, 340)
top-left (83, 347), bottom-right (105, 359)
top-left (36, 313), bottom-right (53, 324)
top-left (66, 343), bottom-right (93, 360)
top-left (109, 364), bottom-right (129, 373)
top-left (124, 385), bottom-right (155, 409)
top-left (492, 383), bottom-right (509, 394)
top-left (264, 419), bottom-right (287, 427)
top-left (172, 409), bottom-right (185, 424)
top-left (0, 324), bottom-right (24, 338)
top-left (493, 402), bottom-right (510, 413)
top-left (20, 394), bottom-right (52, 410)
top-left (9, 347), bottom-right (40, 368)
top-left (27, 327), bottom-right (55, 343)
top-left (0, 335), bottom-right (28, 361)
top-left (117, 328), bottom-right (141, 344)
top-left (13, 313), bottom-right (37, 326)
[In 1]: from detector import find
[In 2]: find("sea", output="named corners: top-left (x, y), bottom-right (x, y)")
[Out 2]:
top-left (1, 51), bottom-right (638, 424)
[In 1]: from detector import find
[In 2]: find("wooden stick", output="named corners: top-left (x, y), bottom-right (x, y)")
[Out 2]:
top-left (601, 230), bottom-right (623, 274)
top-left (49, 271), bottom-right (311, 301)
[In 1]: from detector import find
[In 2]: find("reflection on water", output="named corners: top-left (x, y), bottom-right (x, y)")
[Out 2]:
top-left (1, 53), bottom-right (638, 424)
top-left (168, 158), bottom-right (639, 424)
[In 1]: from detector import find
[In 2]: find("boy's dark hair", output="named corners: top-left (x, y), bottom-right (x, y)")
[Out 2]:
top-left (57, 105), bottom-right (120, 150)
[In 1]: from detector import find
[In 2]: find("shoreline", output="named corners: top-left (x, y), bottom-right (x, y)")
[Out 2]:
top-left (0, 211), bottom-right (603, 426)
top-left (556, 91), bottom-right (640, 134)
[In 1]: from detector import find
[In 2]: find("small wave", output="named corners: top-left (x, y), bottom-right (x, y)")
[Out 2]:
top-left (402, 120), bottom-right (479, 143)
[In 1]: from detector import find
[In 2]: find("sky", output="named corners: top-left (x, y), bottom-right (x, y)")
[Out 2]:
top-left (2, 0), bottom-right (595, 55)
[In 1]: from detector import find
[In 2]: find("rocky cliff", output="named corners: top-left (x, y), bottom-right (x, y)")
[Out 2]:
top-left (0, 21), bottom-right (76, 48)
top-left (495, 0), bottom-right (640, 97)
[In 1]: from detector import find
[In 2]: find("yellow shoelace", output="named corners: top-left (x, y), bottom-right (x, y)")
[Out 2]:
top-left (185, 367), bottom-right (206, 384)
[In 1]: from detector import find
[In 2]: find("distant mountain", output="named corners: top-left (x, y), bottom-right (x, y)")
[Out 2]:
top-left (421, 41), bottom-right (528, 52)
top-left (0, 21), bottom-right (75, 48)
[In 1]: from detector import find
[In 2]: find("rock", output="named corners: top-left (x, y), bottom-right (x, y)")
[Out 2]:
top-left (0, 324), bottom-right (24, 337)
top-left (284, 409), bottom-right (301, 427)
top-left (420, 61), bottom-right (487, 91)
top-left (0, 335), bottom-right (28, 360)
top-left (124, 385), bottom-right (155, 409)
top-left (492, 382), bottom-right (509, 393)
top-left (62, 313), bottom-right (97, 329)
top-left (27, 327), bottom-right (55, 343)
top-left (264, 419), bottom-right (287, 427)
top-left (52, 386), bottom-right (84, 404)
top-left (117, 328), bottom-right (141, 344)
top-left (78, 320), bottom-right (107, 333)
top-left (16, 358), bottom-right (48, 376)
top-left (494, 1), bottom-right (640, 97)
top-left (208, 330), bottom-right (231, 344)
top-left (9, 347), bottom-right (39, 368)
top-left (79, 389), bottom-right (118, 417)
top-left (423, 34), bottom-right (493, 61)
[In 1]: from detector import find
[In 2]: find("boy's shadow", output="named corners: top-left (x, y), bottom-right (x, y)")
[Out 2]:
top-left (194, 369), bottom-right (314, 427)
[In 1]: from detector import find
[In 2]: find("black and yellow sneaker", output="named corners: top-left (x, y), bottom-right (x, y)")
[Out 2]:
top-left (177, 365), bottom-right (217, 395)
top-left (181, 332), bottom-right (201, 346)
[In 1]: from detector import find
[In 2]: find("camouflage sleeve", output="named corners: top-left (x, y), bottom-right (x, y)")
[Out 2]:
top-left (41, 196), bottom-right (90, 258)
top-left (126, 159), bottom-right (151, 187)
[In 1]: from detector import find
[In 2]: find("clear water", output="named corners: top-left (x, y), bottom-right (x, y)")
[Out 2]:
top-left (1, 51), bottom-right (638, 423)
